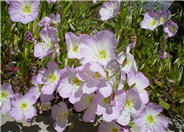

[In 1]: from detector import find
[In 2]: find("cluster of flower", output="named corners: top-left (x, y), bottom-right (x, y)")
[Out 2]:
top-left (34, 13), bottom-right (61, 59)
top-left (2, 0), bottom-right (174, 132)
top-left (141, 10), bottom-right (178, 38)
top-left (6, 0), bottom-right (122, 24)
top-left (1, 29), bottom-right (169, 132)
top-left (97, 1), bottom-right (178, 40)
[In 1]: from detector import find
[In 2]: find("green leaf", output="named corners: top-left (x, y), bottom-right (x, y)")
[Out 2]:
top-left (128, 121), bottom-right (134, 127)
top-left (62, 1), bottom-right (73, 18)
top-left (159, 98), bottom-right (170, 110)
top-left (155, 79), bottom-right (163, 86)
top-left (86, 2), bottom-right (103, 13)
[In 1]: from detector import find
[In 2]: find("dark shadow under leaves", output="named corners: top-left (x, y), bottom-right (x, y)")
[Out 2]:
top-left (1, 121), bottom-right (41, 132)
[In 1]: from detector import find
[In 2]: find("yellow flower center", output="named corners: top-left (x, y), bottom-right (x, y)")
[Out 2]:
top-left (125, 99), bottom-right (132, 108)
top-left (23, 4), bottom-right (32, 14)
top-left (94, 72), bottom-right (101, 79)
top-left (72, 77), bottom-right (82, 86)
top-left (160, 17), bottom-right (165, 23)
top-left (98, 50), bottom-right (106, 60)
top-left (49, 42), bottom-right (53, 47)
top-left (62, 111), bottom-right (67, 120)
top-left (146, 115), bottom-right (155, 124)
top-left (88, 95), bottom-right (94, 104)
top-left (103, 97), bottom-right (109, 104)
top-left (21, 102), bottom-right (28, 110)
top-left (1, 92), bottom-right (8, 99)
top-left (72, 45), bottom-right (79, 53)
top-left (150, 19), bottom-right (157, 27)
top-left (125, 57), bottom-right (131, 66)
top-left (170, 26), bottom-right (176, 33)
top-left (50, 73), bottom-right (57, 83)
top-left (111, 127), bottom-right (118, 132)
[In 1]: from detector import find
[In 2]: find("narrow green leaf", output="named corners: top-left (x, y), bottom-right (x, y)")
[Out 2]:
top-left (159, 98), bottom-right (170, 110)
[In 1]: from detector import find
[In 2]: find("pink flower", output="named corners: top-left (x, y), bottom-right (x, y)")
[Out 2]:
top-left (8, 0), bottom-right (40, 24)
top-left (74, 93), bottom-right (96, 122)
top-left (94, 90), bottom-right (126, 122)
top-left (1, 83), bottom-right (14, 115)
top-left (78, 62), bottom-right (106, 95)
top-left (105, 60), bottom-right (120, 85)
top-left (10, 94), bottom-right (37, 121)
top-left (27, 68), bottom-right (46, 99)
top-left (140, 11), bottom-right (160, 31)
top-left (26, 31), bottom-right (32, 41)
top-left (65, 32), bottom-right (88, 59)
top-left (99, 1), bottom-right (121, 21)
top-left (158, 10), bottom-right (171, 26)
top-left (161, 52), bottom-right (168, 59)
top-left (39, 13), bottom-right (60, 29)
top-left (117, 47), bottom-right (137, 73)
top-left (58, 66), bottom-right (84, 104)
top-left (117, 70), bottom-right (126, 91)
top-left (117, 88), bottom-right (143, 126)
top-left (127, 71), bottom-right (149, 104)
top-left (80, 30), bottom-right (117, 67)
top-left (98, 121), bottom-right (121, 132)
top-left (34, 27), bottom-right (60, 59)
top-left (51, 102), bottom-right (70, 132)
top-left (40, 94), bottom-right (53, 103)
top-left (134, 103), bottom-right (168, 132)
top-left (164, 20), bottom-right (178, 37)
top-left (41, 61), bottom-right (61, 95)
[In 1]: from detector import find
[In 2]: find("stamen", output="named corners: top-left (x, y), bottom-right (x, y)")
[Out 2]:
top-left (50, 73), bottom-right (57, 83)
top-left (21, 102), bottom-right (28, 110)
top-left (23, 4), bottom-right (32, 14)
top-left (98, 50), bottom-right (106, 59)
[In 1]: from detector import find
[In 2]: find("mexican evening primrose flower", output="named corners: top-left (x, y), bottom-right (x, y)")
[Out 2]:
top-left (158, 10), bottom-right (171, 26)
top-left (41, 61), bottom-right (61, 95)
top-left (51, 102), bottom-right (70, 132)
top-left (140, 11), bottom-right (159, 31)
top-left (10, 94), bottom-right (37, 121)
top-left (127, 71), bottom-right (149, 104)
top-left (8, 0), bottom-right (40, 24)
top-left (117, 47), bottom-right (137, 73)
top-left (98, 60), bottom-right (120, 97)
top-left (105, 60), bottom-right (120, 84)
top-left (58, 66), bottom-right (84, 104)
top-left (65, 32), bottom-right (88, 59)
top-left (98, 121), bottom-right (121, 132)
top-left (134, 103), bottom-right (168, 132)
top-left (39, 13), bottom-right (60, 29)
top-left (161, 52), bottom-right (168, 59)
top-left (80, 30), bottom-right (117, 67)
top-left (164, 20), bottom-right (178, 37)
top-left (26, 31), bottom-right (33, 41)
top-left (99, 1), bottom-right (120, 21)
top-left (94, 90), bottom-right (126, 122)
top-left (0, 83), bottom-right (14, 115)
top-left (34, 27), bottom-right (60, 59)
top-left (78, 62), bottom-right (106, 95)
top-left (74, 93), bottom-right (96, 122)
top-left (117, 88), bottom-right (142, 126)
top-left (27, 68), bottom-right (46, 99)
